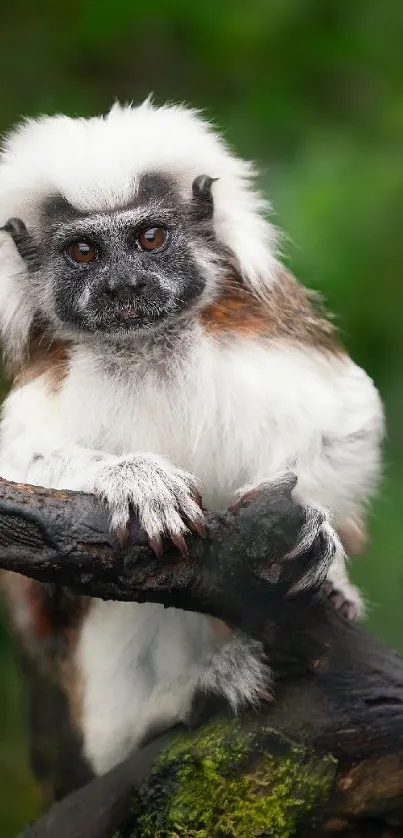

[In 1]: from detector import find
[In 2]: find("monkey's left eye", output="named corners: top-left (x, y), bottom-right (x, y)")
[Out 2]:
top-left (137, 227), bottom-right (167, 252)
top-left (67, 240), bottom-right (98, 264)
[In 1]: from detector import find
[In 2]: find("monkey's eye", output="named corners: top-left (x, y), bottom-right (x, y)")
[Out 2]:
top-left (137, 227), bottom-right (167, 252)
top-left (67, 240), bottom-right (98, 264)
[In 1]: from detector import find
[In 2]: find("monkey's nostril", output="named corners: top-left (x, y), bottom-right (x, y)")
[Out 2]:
top-left (106, 275), bottom-right (147, 295)
top-left (134, 276), bottom-right (147, 292)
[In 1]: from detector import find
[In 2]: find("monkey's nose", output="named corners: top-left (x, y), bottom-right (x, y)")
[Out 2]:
top-left (104, 274), bottom-right (146, 295)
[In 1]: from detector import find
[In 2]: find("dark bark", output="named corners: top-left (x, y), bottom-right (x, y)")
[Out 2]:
top-left (0, 474), bottom-right (332, 628)
top-left (0, 475), bottom-right (401, 837)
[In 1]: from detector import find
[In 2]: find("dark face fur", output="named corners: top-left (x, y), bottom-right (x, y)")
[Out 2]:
top-left (4, 173), bottom-right (220, 337)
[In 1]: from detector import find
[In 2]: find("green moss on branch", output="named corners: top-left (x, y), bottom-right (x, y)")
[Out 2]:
top-left (115, 717), bottom-right (336, 838)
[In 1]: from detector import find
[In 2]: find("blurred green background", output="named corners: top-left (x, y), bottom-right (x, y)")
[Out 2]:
top-left (0, 0), bottom-right (402, 834)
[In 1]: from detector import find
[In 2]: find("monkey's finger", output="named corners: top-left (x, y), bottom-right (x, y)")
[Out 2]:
top-left (187, 517), bottom-right (207, 538)
top-left (148, 535), bottom-right (164, 559)
top-left (170, 532), bottom-right (188, 558)
top-left (191, 490), bottom-right (203, 510)
top-left (115, 524), bottom-right (130, 549)
top-left (256, 688), bottom-right (273, 703)
top-left (182, 490), bottom-right (206, 535)
top-left (228, 489), bottom-right (260, 513)
top-left (330, 592), bottom-right (358, 620)
top-left (339, 600), bottom-right (359, 620)
top-left (324, 583), bottom-right (358, 621)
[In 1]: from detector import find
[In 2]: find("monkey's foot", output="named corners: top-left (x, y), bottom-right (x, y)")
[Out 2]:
top-left (198, 635), bottom-right (272, 710)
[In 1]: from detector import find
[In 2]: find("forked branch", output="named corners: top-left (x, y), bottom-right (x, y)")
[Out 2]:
top-left (0, 476), bottom-right (402, 837)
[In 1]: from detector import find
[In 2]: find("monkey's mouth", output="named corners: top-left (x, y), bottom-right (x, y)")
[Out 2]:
top-left (74, 293), bottom-right (176, 333)
top-left (56, 283), bottom-right (187, 334)
top-left (115, 304), bottom-right (139, 320)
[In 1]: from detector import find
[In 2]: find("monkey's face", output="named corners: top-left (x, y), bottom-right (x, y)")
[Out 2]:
top-left (24, 173), bottom-right (221, 337)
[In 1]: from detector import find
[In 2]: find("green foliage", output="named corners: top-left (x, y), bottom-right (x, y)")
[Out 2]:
top-left (115, 718), bottom-right (335, 837)
top-left (0, 608), bottom-right (40, 835)
top-left (0, 1), bottom-right (402, 834)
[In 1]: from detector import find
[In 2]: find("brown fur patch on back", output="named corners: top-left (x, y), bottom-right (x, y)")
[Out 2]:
top-left (1, 572), bottom-right (89, 660)
top-left (1, 572), bottom-right (52, 651)
top-left (13, 321), bottom-right (71, 391)
top-left (200, 266), bottom-right (342, 352)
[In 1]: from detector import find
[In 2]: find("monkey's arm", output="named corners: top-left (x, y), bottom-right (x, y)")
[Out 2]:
top-left (0, 386), bottom-right (204, 551)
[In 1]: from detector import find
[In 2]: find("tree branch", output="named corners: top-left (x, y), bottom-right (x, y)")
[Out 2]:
top-left (0, 474), bottom-right (330, 629)
top-left (1, 475), bottom-right (402, 836)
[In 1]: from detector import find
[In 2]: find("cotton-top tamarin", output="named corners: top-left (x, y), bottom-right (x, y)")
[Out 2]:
top-left (0, 100), bottom-right (383, 775)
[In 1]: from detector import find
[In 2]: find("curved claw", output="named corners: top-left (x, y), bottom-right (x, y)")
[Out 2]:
top-left (148, 535), bottom-right (164, 559)
top-left (188, 491), bottom-right (206, 536)
top-left (115, 524), bottom-right (129, 549)
top-left (230, 474), bottom-right (299, 514)
top-left (171, 532), bottom-right (188, 557)
top-left (192, 491), bottom-right (203, 509)
top-left (228, 489), bottom-right (260, 514)
top-left (256, 688), bottom-right (273, 703)
top-left (188, 518), bottom-right (207, 538)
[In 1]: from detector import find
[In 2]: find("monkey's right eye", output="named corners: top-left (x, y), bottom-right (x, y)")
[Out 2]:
top-left (67, 240), bottom-right (98, 264)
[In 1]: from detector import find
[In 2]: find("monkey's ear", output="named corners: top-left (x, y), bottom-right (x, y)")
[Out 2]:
top-left (0, 217), bottom-right (41, 272)
top-left (1, 217), bottom-right (27, 238)
top-left (191, 175), bottom-right (218, 221)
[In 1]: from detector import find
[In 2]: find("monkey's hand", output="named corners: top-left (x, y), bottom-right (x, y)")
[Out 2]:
top-left (93, 453), bottom-right (204, 555)
top-left (232, 475), bottom-right (362, 618)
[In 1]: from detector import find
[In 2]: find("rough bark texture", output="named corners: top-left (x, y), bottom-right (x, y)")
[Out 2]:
top-left (0, 475), bottom-right (331, 625)
top-left (0, 476), bottom-right (401, 837)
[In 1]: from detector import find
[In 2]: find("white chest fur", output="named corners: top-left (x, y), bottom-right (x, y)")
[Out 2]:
top-left (0, 330), bottom-right (381, 517)
top-left (53, 333), bottom-right (359, 511)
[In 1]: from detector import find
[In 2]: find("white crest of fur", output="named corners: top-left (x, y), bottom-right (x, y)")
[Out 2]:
top-left (0, 99), bottom-right (278, 364)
